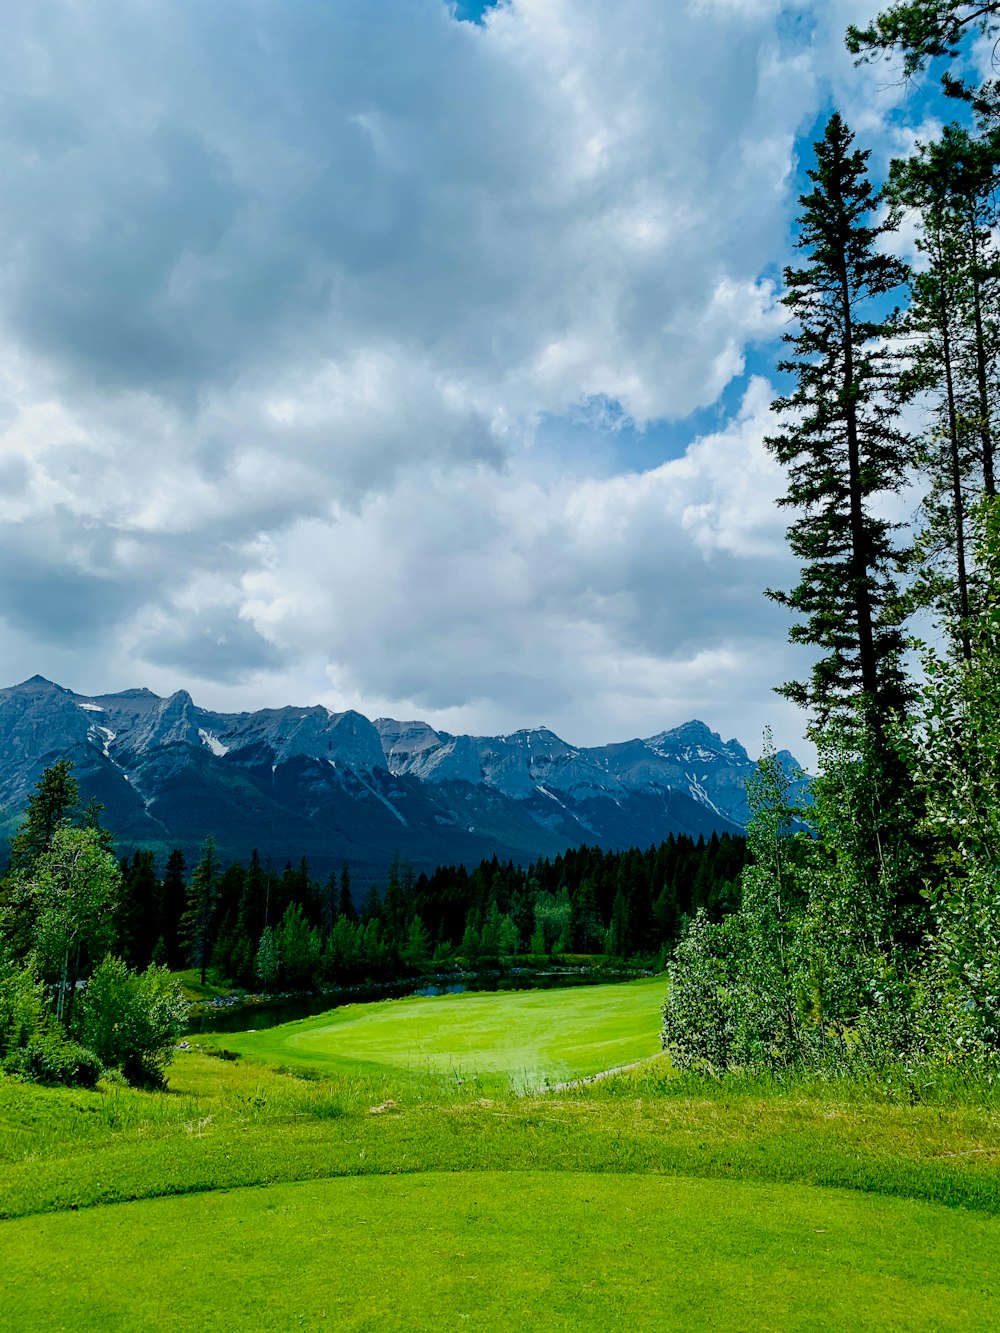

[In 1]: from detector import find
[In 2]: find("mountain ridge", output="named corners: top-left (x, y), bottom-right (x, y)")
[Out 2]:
top-left (0, 676), bottom-right (807, 880)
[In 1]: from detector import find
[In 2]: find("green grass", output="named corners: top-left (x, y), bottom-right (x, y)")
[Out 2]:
top-left (207, 975), bottom-right (665, 1090)
top-left (5, 1172), bottom-right (999, 1332)
top-left (173, 967), bottom-right (237, 1004)
top-left (1, 977), bottom-right (999, 1329)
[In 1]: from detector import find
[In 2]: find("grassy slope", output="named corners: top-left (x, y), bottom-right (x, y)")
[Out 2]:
top-left (6, 1173), bottom-right (999, 1332)
top-left (2, 978), bottom-right (999, 1329)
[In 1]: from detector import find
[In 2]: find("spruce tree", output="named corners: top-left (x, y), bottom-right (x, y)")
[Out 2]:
top-left (934, 126), bottom-right (1000, 502)
top-left (160, 849), bottom-right (188, 970)
top-left (180, 837), bottom-right (219, 986)
top-left (236, 849), bottom-right (268, 948)
top-left (890, 140), bottom-right (977, 656)
top-left (7, 759), bottom-right (80, 873)
top-left (888, 125), bottom-right (1000, 657)
top-left (120, 850), bottom-right (161, 969)
top-left (337, 864), bottom-right (358, 924)
top-left (766, 113), bottom-right (913, 735)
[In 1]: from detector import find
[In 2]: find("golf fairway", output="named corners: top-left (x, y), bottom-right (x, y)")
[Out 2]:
top-left (214, 975), bottom-right (665, 1088)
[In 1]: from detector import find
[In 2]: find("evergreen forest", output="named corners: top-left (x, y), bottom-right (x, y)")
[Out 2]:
top-left (120, 829), bottom-right (747, 989)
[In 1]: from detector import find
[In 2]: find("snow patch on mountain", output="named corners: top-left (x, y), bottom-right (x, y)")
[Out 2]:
top-left (198, 729), bottom-right (230, 758)
top-left (0, 677), bottom-right (812, 871)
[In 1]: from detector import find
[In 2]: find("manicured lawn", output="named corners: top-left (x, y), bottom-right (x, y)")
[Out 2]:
top-left (2, 977), bottom-right (999, 1330)
top-left (6, 1171), bottom-right (999, 1332)
top-left (209, 975), bottom-right (666, 1090)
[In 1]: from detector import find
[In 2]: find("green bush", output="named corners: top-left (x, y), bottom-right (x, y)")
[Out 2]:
top-left (661, 910), bottom-right (735, 1073)
top-left (0, 944), bottom-right (102, 1087)
top-left (74, 957), bottom-right (187, 1087)
top-left (4, 1027), bottom-right (103, 1088)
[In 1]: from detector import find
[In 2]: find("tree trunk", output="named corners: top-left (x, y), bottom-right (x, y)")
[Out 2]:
top-left (968, 213), bottom-right (996, 497)
top-left (838, 253), bottom-right (880, 715)
top-left (937, 234), bottom-right (973, 660)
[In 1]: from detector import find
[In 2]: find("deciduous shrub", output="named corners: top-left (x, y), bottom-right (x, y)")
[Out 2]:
top-left (74, 957), bottom-right (187, 1087)
top-left (4, 1027), bottom-right (103, 1088)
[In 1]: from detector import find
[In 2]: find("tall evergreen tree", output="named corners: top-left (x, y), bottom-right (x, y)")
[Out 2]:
top-left (7, 759), bottom-right (80, 874)
top-left (211, 861), bottom-right (247, 977)
top-left (160, 849), bottom-right (188, 970)
top-left (236, 849), bottom-right (268, 947)
top-left (321, 869), bottom-right (338, 936)
top-left (181, 838), bottom-right (219, 986)
top-left (888, 125), bottom-right (1000, 657)
top-left (766, 113), bottom-right (913, 735)
top-left (933, 127), bottom-right (1000, 502)
top-left (120, 850), bottom-right (161, 970)
top-left (337, 863), bottom-right (357, 924)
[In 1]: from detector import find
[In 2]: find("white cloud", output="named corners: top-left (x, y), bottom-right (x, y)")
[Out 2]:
top-left (230, 375), bottom-right (802, 752)
top-left (0, 0), bottom-right (931, 760)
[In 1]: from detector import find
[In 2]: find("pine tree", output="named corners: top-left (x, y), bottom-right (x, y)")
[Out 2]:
top-left (236, 849), bottom-right (268, 948)
top-left (321, 870), bottom-right (338, 935)
top-left (180, 838), bottom-right (219, 986)
top-left (606, 891), bottom-right (630, 959)
top-left (933, 127), bottom-right (1000, 502)
top-left (383, 854), bottom-right (405, 947)
top-left (211, 862), bottom-right (247, 978)
top-left (847, 3), bottom-right (1000, 117)
top-left (888, 125), bottom-right (1000, 657)
top-left (160, 849), bottom-right (188, 970)
top-left (570, 877), bottom-right (602, 952)
top-left (337, 864), bottom-right (358, 924)
top-left (766, 113), bottom-right (913, 735)
top-left (7, 759), bottom-right (80, 874)
top-left (120, 850), bottom-right (161, 970)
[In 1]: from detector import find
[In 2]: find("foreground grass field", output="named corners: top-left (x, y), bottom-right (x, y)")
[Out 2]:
top-left (2, 978), bottom-right (999, 1329)
top-left (7, 1172), bottom-right (999, 1331)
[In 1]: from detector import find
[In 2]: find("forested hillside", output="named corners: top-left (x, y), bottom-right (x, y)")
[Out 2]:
top-left (117, 830), bottom-right (746, 989)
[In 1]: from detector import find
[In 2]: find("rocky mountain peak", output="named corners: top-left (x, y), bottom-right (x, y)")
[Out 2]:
top-left (14, 674), bottom-right (66, 693)
top-left (0, 675), bottom-right (810, 879)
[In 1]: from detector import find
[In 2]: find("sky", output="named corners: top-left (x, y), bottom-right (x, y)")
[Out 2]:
top-left (0, 0), bottom-right (962, 761)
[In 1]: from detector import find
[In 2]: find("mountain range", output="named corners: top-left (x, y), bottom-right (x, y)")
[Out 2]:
top-left (0, 676), bottom-right (808, 881)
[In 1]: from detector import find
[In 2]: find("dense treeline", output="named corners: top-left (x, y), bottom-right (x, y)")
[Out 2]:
top-left (663, 3), bottom-right (1000, 1081)
top-left (0, 763), bottom-right (185, 1087)
top-left (117, 832), bottom-right (747, 990)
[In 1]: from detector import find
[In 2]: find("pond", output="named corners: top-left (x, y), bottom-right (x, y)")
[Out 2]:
top-left (187, 969), bottom-right (651, 1035)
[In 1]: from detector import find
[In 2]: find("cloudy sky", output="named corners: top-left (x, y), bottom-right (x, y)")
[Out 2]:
top-left (0, 0), bottom-right (953, 759)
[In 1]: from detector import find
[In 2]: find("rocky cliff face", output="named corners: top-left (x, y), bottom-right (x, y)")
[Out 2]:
top-left (0, 677), bottom-right (807, 878)
top-left (374, 716), bottom-right (807, 828)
